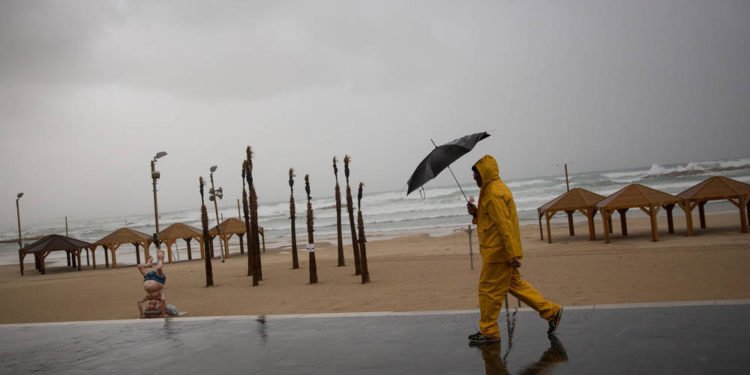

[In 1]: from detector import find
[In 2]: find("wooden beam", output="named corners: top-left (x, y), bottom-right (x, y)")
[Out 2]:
top-left (186, 238), bottom-right (193, 261)
top-left (566, 210), bottom-right (575, 236)
top-left (134, 243), bottom-right (141, 265)
top-left (77, 250), bottom-right (82, 271)
top-left (166, 241), bottom-right (174, 264)
top-left (739, 196), bottom-right (748, 233)
top-left (545, 210), bottom-right (553, 244)
top-left (92, 247), bottom-right (97, 269)
top-left (647, 205), bottom-right (660, 242)
top-left (617, 208), bottom-right (628, 236)
top-left (602, 209), bottom-right (611, 243)
top-left (664, 204), bottom-right (675, 234)
top-left (586, 208), bottom-right (596, 240)
top-left (19, 251), bottom-right (24, 276)
top-left (537, 209), bottom-right (544, 241)
top-left (699, 201), bottom-right (706, 229)
top-left (104, 245), bottom-right (109, 268)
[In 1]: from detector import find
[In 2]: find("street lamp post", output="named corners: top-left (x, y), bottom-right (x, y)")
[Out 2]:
top-left (151, 151), bottom-right (167, 256)
top-left (209, 166), bottom-right (225, 262)
top-left (15, 192), bottom-right (23, 248)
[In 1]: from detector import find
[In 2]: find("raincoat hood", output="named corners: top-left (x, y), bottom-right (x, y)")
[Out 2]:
top-left (473, 155), bottom-right (501, 188)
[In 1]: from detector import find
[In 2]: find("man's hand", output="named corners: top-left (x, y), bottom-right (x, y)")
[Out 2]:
top-left (467, 202), bottom-right (477, 217)
top-left (510, 257), bottom-right (521, 268)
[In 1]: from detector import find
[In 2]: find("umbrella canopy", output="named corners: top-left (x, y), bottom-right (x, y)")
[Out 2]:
top-left (406, 131), bottom-right (490, 196)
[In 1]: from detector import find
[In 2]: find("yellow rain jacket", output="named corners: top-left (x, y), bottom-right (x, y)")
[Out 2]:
top-left (472, 155), bottom-right (523, 264)
top-left (472, 155), bottom-right (560, 339)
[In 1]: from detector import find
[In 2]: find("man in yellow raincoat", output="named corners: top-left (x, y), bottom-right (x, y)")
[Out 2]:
top-left (467, 155), bottom-right (562, 345)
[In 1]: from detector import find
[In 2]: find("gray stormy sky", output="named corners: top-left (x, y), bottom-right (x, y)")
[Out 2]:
top-left (1, 0), bottom-right (749, 229)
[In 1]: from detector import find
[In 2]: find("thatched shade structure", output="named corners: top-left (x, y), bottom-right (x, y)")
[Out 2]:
top-left (159, 223), bottom-right (205, 263)
top-left (537, 188), bottom-right (605, 243)
top-left (596, 184), bottom-right (682, 243)
top-left (677, 176), bottom-right (750, 235)
top-left (91, 228), bottom-right (152, 269)
top-left (209, 218), bottom-right (266, 259)
top-left (18, 234), bottom-right (91, 275)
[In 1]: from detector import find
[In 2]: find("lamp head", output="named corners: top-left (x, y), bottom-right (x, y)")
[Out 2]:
top-left (154, 151), bottom-right (167, 160)
top-left (210, 165), bottom-right (218, 173)
top-left (16, 192), bottom-right (23, 199)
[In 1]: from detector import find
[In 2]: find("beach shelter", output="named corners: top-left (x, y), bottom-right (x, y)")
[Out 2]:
top-left (18, 234), bottom-right (91, 275)
top-left (158, 223), bottom-right (204, 263)
top-left (537, 188), bottom-right (606, 243)
top-left (677, 176), bottom-right (750, 235)
top-left (596, 184), bottom-right (682, 243)
top-left (90, 228), bottom-right (153, 269)
top-left (209, 218), bottom-right (267, 259)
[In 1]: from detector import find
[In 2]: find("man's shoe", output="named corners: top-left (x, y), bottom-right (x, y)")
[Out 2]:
top-left (469, 334), bottom-right (501, 345)
top-left (468, 332), bottom-right (483, 341)
top-left (548, 307), bottom-right (563, 334)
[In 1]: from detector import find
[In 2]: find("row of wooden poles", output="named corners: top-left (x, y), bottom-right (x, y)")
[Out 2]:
top-left (197, 148), bottom-right (371, 287)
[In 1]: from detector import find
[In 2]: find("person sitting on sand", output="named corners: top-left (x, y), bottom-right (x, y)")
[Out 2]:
top-left (136, 250), bottom-right (174, 318)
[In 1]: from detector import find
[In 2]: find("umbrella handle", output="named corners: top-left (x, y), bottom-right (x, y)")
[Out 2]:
top-left (431, 139), bottom-right (469, 203)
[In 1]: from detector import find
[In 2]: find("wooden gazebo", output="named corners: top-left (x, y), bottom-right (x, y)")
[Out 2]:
top-left (677, 176), bottom-right (750, 235)
top-left (596, 184), bottom-right (682, 243)
top-left (158, 223), bottom-right (205, 263)
top-left (90, 228), bottom-right (153, 269)
top-left (209, 218), bottom-right (247, 259)
top-left (537, 188), bottom-right (605, 243)
top-left (18, 234), bottom-right (91, 275)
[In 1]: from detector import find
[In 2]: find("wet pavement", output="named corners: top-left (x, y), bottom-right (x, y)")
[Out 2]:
top-left (1, 301), bottom-right (748, 374)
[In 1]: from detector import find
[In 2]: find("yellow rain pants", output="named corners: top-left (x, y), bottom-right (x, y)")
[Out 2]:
top-left (473, 155), bottom-right (560, 339)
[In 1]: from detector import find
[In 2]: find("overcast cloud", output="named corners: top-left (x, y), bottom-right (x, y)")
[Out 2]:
top-left (1, 0), bottom-right (749, 228)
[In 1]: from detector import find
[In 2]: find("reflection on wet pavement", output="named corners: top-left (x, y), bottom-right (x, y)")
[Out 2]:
top-left (0, 303), bottom-right (748, 374)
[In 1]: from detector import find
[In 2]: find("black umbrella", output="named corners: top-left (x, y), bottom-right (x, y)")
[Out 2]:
top-left (406, 131), bottom-right (491, 201)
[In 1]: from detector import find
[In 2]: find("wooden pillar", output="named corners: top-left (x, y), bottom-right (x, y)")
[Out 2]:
top-left (71, 252), bottom-right (77, 268)
top-left (565, 210), bottom-right (575, 236)
top-left (607, 215), bottom-right (613, 234)
top-left (40, 252), bottom-right (47, 274)
top-left (545, 211), bottom-right (553, 244)
top-left (698, 201), bottom-right (706, 229)
top-left (92, 247), bottom-right (97, 269)
top-left (186, 238), bottom-right (193, 260)
top-left (586, 208), bottom-right (597, 240)
top-left (111, 248), bottom-right (118, 269)
top-left (538, 209), bottom-right (544, 240)
top-left (260, 228), bottom-right (266, 253)
top-left (144, 245), bottom-right (150, 262)
top-left (104, 246), bottom-right (109, 268)
top-left (34, 253), bottom-right (40, 270)
top-left (648, 205), bottom-right (660, 242)
top-left (239, 234), bottom-right (245, 255)
top-left (664, 204), bottom-right (675, 234)
top-left (223, 235), bottom-right (230, 259)
top-left (19, 252), bottom-right (25, 276)
top-left (680, 202), bottom-right (694, 236)
top-left (741, 196), bottom-right (749, 233)
top-left (746, 198), bottom-right (750, 227)
top-left (602, 209), bottom-right (611, 243)
top-left (134, 243), bottom-right (141, 265)
top-left (166, 242), bottom-right (174, 264)
top-left (198, 237), bottom-right (205, 260)
top-left (76, 250), bottom-right (82, 271)
top-left (617, 208), bottom-right (628, 236)
top-left (86, 248), bottom-right (90, 266)
top-left (66, 251), bottom-right (71, 267)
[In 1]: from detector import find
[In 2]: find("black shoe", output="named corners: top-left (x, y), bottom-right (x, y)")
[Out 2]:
top-left (468, 332), bottom-right (483, 341)
top-left (548, 307), bottom-right (563, 334)
top-left (469, 334), bottom-right (501, 346)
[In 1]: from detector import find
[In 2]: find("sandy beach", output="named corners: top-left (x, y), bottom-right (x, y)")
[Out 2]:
top-left (1, 212), bottom-right (748, 324)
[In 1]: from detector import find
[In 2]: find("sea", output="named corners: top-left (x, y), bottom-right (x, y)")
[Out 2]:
top-left (2, 157), bottom-right (749, 268)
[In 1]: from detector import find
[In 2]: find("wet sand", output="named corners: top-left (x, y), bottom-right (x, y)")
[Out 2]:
top-left (1, 212), bottom-right (748, 324)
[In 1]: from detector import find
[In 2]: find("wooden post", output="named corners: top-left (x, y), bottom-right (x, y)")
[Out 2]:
top-left (77, 250), bottom-right (82, 271)
top-left (566, 210), bottom-right (575, 236)
top-left (746, 198), bottom-right (750, 227)
top-left (586, 208), bottom-right (596, 240)
top-left (71, 252), bottom-right (76, 268)
top-left (135, 243), bottom-right (141, 265)
top-left (260, 227), bottom-right (266, 253)
top-left (699, 201), bottom-right (706, 229)
top-left (86, 248), bottom-right (90, 266)
top-left (602, 209), bottom-right (611, 243)
top-left (40, 252), bottom-right (47, 274)
top-left (238, 233), bottom-right (244, 255)
top-left (144, 244), bottom-right (150, 262)
top-left (198, 237), bottom-right (205, 260)
top-left (166, 242), bottom-right (173, 264)
top-left (92, 248), bottom-right (97, 269)
top-left (66, 251), bottom-right (71, 267)
top-left (740, 196), bottom-right (748, 233)
top-left (607, 215), bottom-right (613, 234)
top-left (538, 209), bottom-right (544, 241)
top-left (223, 235), bottom-right (230, 259)
top-left (104, 246), bottom-right (109, 268)
top-left (617, 208), bottom-right (628, 236)
top-left (19, 252), bottom-right (24, 276)
top-left (680, 202), bottom-right (694, 236)
top-left (186, 238), bottom-right (193, 260)
top-left (111, 245), bottom-right (118, 269)
top-left (648, 205), bottom-right (660, 242)
top-left (545, 211), bottom-right (553, 244)
top-left (664, 204), bottom-right (675, 234)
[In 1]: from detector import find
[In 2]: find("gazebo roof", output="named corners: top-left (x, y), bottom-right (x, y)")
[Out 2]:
top-left (92, 227), bottom-right (152, 247)
top-left (597, 184), bottom-right (681, 209)
top-left (159, 223), bottom-right (203, 242)
top-left (677, 176), bottom-right (750, 201)
top-left (538, 188), bottom-right (605, 212)
top-left (209, 218), bottom-right (247, 237)
top-left (19, 234), bottom-right (91, 254)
